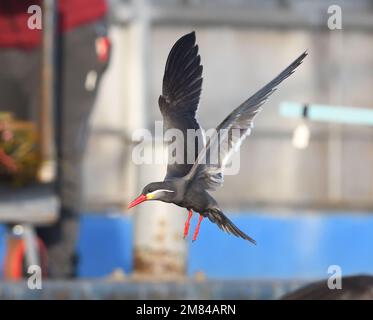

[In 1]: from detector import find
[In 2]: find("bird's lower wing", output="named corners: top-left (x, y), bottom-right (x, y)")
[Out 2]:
top-left (186, 51), bottom-right (308, 190)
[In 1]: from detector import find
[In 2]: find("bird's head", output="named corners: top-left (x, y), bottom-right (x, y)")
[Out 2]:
top-left (127, 182), bottom-right (176, 209)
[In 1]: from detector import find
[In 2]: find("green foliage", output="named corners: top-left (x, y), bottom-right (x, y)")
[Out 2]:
top-left (0, 112), bottom-right (41, 186)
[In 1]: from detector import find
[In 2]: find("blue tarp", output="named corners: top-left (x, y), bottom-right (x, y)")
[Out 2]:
top-left (188, 212), bottom-right (373, 279)
top-left (0, 212), bottom-right (372, 279)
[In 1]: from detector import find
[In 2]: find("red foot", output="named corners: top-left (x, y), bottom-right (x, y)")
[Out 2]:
top-left (183, 209), bottom-right (193, 239)
top-left (192, 215), bottom-right (203, 242)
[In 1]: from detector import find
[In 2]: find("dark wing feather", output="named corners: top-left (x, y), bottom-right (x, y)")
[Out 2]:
top-left (159, 31), bottom-right (204, 179)
top-left (186, 51), bottom-right (308, 190)
top-left (206, 208), bottom-right (256, 244)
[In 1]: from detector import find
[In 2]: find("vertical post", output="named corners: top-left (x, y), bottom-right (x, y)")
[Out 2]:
top-left (23, 224), bottom-right (40, 268)
top-left (38, 0), bottom-right (57, 183)
top-left (134, 142), bottom-right (188, 278)
top-left (126, 0), bottom-right (149, 133)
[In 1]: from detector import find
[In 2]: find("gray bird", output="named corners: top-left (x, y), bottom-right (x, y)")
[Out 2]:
top-left (128, 31), bottom-right (307, 243)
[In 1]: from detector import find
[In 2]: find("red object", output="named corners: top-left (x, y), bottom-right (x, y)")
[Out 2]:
top-left (0, 147), bottom-right (18, 173)
top-left (127, 194), bottom-right (147, 209)
top-left (95, 36), bottom-right (111, 62)
top-left (183, 209), bottom-right (193, 239)
top-left (192, 215), bottom-right (203, 242)
top-left (0, 0), bottom-right (107, 49)
top-left (3, 237), bottom-right (48, 280)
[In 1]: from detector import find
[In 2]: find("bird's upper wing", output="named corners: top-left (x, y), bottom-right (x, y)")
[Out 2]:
top-left (159, 31), bottom-right (204, 179)
top-left (186, 51), bottom-right (308, 190)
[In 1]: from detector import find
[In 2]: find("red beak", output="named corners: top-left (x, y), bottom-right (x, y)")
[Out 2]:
top-left (128, 194), bottom-right (147, 209)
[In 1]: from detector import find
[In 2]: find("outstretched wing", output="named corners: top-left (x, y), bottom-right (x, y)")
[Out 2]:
top-left (159, 31), bottom-right (204, 179)
top-left (186, 51), bottom-right (308, 190)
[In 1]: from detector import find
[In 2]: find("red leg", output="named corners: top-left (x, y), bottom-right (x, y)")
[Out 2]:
top-left (184, 209), bottom-right (193, 239)
top-left (192, 215), bottom-right (203, 242)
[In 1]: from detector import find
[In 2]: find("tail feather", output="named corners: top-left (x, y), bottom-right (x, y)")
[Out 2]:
top-left (206, 208), bottom-right (256, 244)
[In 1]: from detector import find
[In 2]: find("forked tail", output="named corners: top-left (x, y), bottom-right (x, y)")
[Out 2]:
top-left (206, 208), bottom-right (256, 244)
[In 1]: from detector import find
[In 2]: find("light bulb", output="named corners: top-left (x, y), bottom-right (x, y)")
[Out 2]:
top-left (292, 123), bottom-right (310, 150)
